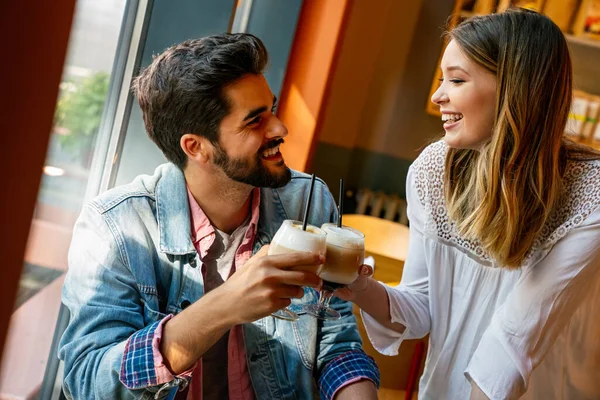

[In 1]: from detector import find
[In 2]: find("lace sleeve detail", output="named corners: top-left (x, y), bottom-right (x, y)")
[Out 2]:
top-left (411, 141), bottom-right (600, 267)
top-left (534, 159), bottom-right (600, 257)
top-left (412, 141), bottom-right (493, 264)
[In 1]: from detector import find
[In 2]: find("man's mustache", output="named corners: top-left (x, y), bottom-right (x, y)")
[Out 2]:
top-left (260, 138), bottom-right (284, 152)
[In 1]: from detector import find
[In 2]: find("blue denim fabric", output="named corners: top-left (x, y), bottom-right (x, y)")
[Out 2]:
top-left (58, 163), bottom-right (379, 399)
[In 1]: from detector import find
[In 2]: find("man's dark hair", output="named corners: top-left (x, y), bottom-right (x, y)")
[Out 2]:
top-left (132, 33), bottom-right (269, 169)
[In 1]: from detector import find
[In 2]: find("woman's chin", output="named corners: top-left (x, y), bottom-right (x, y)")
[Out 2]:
top-left (443, 133), bottom-right (490, 151)
top-left (443, 133), bottom-right (461, 148)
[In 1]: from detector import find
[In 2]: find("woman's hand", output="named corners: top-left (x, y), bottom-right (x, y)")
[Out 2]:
top-left (333, 264), bottom-right (374, 301)
top-left (333, 259), bottom-right (406, 334)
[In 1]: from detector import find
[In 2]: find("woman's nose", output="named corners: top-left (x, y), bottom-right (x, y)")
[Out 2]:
top-left (431, 84), bottom-right (447, 106)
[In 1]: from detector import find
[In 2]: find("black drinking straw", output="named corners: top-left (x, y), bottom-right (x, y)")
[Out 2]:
top-left (302, 174), bottom-right (316, 231)
top-left (337, 179), bottom-right (344, 228)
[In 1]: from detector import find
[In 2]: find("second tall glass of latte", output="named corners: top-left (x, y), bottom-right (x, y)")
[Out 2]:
top-left (304, 223), bottom-right (365, 320)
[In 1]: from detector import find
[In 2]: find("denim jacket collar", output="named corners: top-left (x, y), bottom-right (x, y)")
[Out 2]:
top-left (156, 164), bottom-right (196, 255)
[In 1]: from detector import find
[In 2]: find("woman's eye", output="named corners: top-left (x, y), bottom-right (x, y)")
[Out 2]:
top-left (438, 78), bottom-right (465, 85)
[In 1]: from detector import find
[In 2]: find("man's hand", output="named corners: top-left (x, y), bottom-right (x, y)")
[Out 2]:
top-left (217, 245), bottom-right (324, 325)
top-left (160, 245), bottom-right (323, 374)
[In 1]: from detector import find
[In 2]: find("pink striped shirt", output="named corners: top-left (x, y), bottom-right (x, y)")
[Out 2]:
top-left (152, 188), bottom-right (261, 400)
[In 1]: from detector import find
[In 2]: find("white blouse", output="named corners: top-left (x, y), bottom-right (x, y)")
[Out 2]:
top-left (361, 142), bottom-right (600, 400)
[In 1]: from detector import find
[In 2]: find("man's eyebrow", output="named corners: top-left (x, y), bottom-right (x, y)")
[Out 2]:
top-left (242, 95), bottom-right (278, 122)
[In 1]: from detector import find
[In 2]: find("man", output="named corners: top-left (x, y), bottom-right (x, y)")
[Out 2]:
top-left (58, 33), bottom-right (379, 399)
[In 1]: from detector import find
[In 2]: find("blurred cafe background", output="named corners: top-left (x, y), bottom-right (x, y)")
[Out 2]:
top-left (1, 0), bottom-right (599, 399)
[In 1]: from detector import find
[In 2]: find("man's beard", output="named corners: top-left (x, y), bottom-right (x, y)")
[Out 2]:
top-left (212, 139), bottom-right (292, 188)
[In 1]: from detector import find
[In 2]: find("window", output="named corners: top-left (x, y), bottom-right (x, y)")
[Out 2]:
top-left (0, 1), bottom-right (127, 398)
top-left (0, 1), bottom-right (305, 398)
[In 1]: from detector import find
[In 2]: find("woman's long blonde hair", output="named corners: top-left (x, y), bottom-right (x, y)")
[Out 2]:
top-left (445, 10), bottom-right (600, 268)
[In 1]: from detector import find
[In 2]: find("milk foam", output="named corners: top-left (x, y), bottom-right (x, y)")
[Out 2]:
top-left (269, 220), bottom-right (327, 255)
top-left (322, 224), bottom-right (364, 249)
top-left (291, 223), bottom-right (322, 235)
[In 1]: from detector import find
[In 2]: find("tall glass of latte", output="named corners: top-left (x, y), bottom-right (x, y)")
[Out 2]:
top-left (304, 223), bottom-right (365, 320)
top-left (268, 219), bottom-right (327, 321)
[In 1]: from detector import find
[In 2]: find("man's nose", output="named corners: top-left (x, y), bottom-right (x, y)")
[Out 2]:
top-left (265, 115), bottom-right (288, 139)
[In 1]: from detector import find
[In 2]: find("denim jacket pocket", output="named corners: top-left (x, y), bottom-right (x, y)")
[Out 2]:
top-left (289, 288), bottom-right (319, 371)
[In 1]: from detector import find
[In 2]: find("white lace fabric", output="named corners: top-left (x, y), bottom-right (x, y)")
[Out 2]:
top-left (411, 140), bottom-right (600, 267)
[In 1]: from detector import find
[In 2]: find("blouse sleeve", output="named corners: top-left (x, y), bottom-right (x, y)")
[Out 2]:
top-left (465, 206), bottom-right (600, 400)
top-left (361, 166), bottom-right (432, 355)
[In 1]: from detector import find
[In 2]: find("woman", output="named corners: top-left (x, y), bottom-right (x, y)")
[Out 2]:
top-left (340, 9), bottom-right (600, 400)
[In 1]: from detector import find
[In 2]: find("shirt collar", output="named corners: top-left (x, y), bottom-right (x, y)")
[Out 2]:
top-left (248, 188), bottom-right (261, 236)
top-left (187, 187), bottom-right (261, 245)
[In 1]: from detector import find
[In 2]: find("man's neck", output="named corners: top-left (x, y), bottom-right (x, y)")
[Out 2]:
top-left (184, 167), bottom-right (254, 235)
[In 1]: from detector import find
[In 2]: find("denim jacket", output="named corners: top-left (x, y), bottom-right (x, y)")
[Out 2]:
top-left (58, 163), bottom-right (379, 400)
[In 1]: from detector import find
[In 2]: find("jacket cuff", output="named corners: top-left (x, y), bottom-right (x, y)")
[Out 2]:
top-left (119, 315), bottom-right (196, 390)
top-left (318, 350), bottom-right (380, 400)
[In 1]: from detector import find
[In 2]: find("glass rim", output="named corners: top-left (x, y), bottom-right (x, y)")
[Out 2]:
top-left (321, 223), bottom-right (365, 239)
top-left (283, 219), bottom-right (327, 236)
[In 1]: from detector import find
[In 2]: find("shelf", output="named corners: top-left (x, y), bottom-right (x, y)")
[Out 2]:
top-left (426, 1), bottom-right (600, 135)
top-left (572, 136), bottom-right (600, 151)
top-left (565, 34), bottom-right (600, 50)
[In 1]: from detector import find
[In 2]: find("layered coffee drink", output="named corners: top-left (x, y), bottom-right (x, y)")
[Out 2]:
top-left (304, 223), bottom-right (365, 320)
top-left (318, 224), bottom-right (365, 290)
top-left (268, 220), bottom-right (327, 321)
top-left (268, 221), bottom-right (327, 273)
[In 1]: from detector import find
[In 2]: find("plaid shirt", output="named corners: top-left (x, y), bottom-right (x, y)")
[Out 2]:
top-left (121, 321), bottom-right (380, 399)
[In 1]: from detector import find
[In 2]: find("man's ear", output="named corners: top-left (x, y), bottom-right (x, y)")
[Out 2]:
top-left (180, 134), bottom-right (210, 164)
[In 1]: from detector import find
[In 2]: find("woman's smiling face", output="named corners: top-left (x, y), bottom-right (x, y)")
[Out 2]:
top-left (431, 40), bottom-right (497, 150)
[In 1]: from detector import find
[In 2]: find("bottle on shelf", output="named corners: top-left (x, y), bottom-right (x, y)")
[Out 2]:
top-left (582, 96), bottom-right (600, 140)
top-left (566, 91), bottom-right (590, 139)
top-left (572, 0), bottom-right (600, 39)
top-left (543, 0), bottom-right (580, 32)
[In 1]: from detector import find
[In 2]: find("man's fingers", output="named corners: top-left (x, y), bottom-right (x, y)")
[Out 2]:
top-left (277, 284), bottom-right (306, 299)
top-left (272, 298), bottom-right (292, 310)
top-left (255, 245), bottom-right (270, 257)
top-left (266, 252), bottom-right (324, 269)
top-left (275, 270), bottom-right (321, 289)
